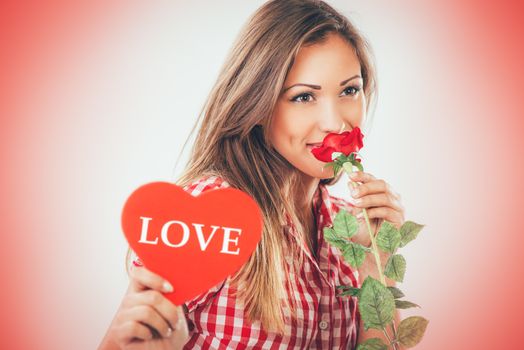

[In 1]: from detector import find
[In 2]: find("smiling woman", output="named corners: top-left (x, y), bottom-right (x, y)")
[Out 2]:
top-left (270, 33), bottom-right (367, 181)
top-left (98, 0), bottom-right (398, 349)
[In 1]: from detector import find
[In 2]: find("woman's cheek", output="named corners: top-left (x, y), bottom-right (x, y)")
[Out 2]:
top-left (343, 95), bottom-right (366, 126)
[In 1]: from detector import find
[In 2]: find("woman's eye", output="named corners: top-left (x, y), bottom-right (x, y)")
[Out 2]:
top-left (342, 86), bottom-right (361, 96)
top-left (291, 93), bottom-right (314, 103)
top-left (290, 86), bottom-right (361, 103)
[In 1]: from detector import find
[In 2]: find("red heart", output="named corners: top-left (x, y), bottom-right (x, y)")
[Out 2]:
top-left (121, 182), bottom-right (262, 306)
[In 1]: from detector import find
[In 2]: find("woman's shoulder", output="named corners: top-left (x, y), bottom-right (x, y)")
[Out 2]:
top-left (181, 173), bottom-right (232, 196)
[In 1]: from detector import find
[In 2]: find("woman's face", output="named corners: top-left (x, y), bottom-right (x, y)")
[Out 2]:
top-left (269, 33), bottom-right (366, 180)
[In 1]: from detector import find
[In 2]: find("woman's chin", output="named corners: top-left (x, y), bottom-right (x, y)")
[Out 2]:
top-left (291, 152), bottom-right (336, 180)
top-left (318, 167), bottom-right (336, 179)
top-left (301, 163), bottom-right (336, 180)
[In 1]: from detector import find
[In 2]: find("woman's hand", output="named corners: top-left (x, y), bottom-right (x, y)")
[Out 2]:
top-left (346, 171), bottom-right (405, 248)
top-left (104, 266), bottom-right (190, 350)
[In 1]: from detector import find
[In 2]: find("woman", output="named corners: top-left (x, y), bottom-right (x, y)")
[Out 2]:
top-left (99, 0), bottom-right (405, 349)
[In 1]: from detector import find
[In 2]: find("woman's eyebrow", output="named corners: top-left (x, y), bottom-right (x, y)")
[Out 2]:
top-left (282, 74), bottom-right (362, 93)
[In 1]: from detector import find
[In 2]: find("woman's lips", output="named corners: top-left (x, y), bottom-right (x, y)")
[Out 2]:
top-left (306, 142), bottom-right (323, 151)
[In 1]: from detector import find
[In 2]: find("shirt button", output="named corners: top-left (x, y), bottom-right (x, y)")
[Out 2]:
top-left (319, 320), bottom-right (329, 330)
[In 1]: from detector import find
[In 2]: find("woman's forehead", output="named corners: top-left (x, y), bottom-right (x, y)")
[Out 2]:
top-left (284, 36), bottom-right (362, 89)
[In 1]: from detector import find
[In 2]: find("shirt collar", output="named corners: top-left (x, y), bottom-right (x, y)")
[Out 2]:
top-left (313, 182), bottom-right (338, 228)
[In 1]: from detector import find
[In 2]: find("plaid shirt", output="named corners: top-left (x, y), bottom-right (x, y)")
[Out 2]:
top-left (131, 175), bottom-right (360, 349)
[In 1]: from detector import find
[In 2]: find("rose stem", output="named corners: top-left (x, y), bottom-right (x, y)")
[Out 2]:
top-left (381, 326), bottom-right (393, 346)
top-left (342, 160), bottom-right (399, 349)
top-left (390, 322), bottom-right (400, 350)
top-left (342, 161), bottom-right (387, 286)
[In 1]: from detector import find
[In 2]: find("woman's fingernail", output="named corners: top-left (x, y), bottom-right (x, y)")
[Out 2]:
top-left (354, 198), bottom-right (362, 204)
top-left (356, 212), bottom-right (364, 219)
top-left (163, 281), bottom-right (174, 293)
top-left (350, 172), bottom-right (358, 178)
top-left (351, 188), bottom-right (359, 197)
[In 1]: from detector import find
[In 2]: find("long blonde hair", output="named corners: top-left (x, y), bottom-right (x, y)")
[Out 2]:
top-left (126, 0), bottom-right (377, 336)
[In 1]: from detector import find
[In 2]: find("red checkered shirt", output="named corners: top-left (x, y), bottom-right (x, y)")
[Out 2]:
top-left (131, 175), bottom-right (361, 349)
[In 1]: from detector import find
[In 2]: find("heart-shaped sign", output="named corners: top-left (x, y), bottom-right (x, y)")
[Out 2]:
top-left (121, 182), bottom-right (263, 306)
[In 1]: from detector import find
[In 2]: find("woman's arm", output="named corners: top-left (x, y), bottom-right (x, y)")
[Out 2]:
top-left (356, 249), bottom-right (405, 350)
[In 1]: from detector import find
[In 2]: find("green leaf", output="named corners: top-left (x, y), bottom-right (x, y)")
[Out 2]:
top-left (399, 221), bottom-right (425, 248)
top-left (323, 227), bottom-right (348, 250)
top-left (395, 300), bottom-right (421, 309)
top-left (376, 221), bottom-right (401, 253)
top-left (332, 151), bottom-right (343, 160)
top-left (384, 254), bottom-right (407, 282)
top-left (387, 286), bottom-right (405, 299)
top-left (333, 163), bottom-right (342, 177)
top-left (358, 276), bottom-right (396, 330)
top-left (356, 338), bottom-right (388, 350)
top-left (353, 159), bottom-right (364, 172)
top-left (342, 241), bottom-right (367, 268)
top-left (333, 210), bottom-right (358, 238)
top-left (397, 316), bottom-right (429, 348)
top-left (338, 287), bottom-right (360, 297)
top-left (340, 153), bottom-right (351, 163)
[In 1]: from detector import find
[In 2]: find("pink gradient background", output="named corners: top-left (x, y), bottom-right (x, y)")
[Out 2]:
top-left (1, 1), bottom-right (523, 349)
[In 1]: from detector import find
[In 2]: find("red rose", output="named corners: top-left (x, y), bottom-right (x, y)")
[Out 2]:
top-left (311, 127), bottom-right (364, 162)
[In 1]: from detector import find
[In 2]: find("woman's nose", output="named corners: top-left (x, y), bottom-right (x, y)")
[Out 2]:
top-left (318, 105), bottom-right (346, 133)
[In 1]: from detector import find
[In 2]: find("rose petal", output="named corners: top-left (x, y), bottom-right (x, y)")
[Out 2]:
top-left (323, 132), bottom-right (348, 149)
top-left (312, 127), bottom-right (365, 160)
top-left (311, 145), bottom-right (336, 162)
